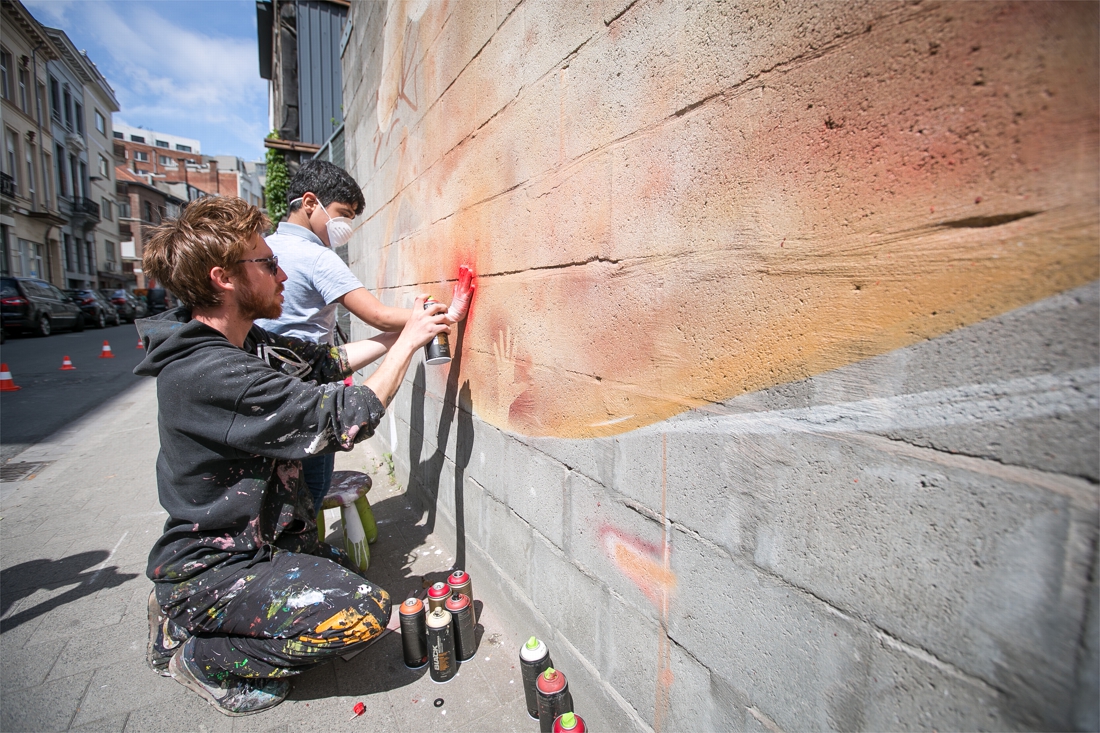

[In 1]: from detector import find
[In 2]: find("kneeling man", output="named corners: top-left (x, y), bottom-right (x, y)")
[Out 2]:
top-left (135, 196), bottom-right (450, 715)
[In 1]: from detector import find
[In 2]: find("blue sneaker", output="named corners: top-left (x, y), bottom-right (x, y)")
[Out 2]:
top-left (168, 638), bottom-right (290, 716)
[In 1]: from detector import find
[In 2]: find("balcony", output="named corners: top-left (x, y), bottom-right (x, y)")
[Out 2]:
top-left (58, 195), bottom-right (101, 225)
top-left (0, 172), bottom-right (14, 199)
top-left (79, 197), bottom-right (101, 221)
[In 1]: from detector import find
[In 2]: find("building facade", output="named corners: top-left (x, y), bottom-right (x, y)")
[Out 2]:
top-left (0, 0), bottom-right (65, 284)
top-left (115, 166), bottom-right (181, 289)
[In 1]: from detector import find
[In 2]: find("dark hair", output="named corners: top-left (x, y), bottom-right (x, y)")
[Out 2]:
top-left (143, 197), bottom-right (269, 309)
top-left (286, 159), bottom-right (365, 217)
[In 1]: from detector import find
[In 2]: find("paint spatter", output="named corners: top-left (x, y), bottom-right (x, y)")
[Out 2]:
top-left (599, 524), bottom-right (677, 608)
top-left (286, 590), bottom-right (326, 609)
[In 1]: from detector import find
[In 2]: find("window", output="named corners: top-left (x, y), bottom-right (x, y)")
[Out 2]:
top-left (175, 144), bottom-right (191, 152)
top-left (95, 109), bottom-right (105, 135)
top-left (105, 239), bottom-right (115, 262)
top-left (5, 128), bottom-right (17, 189)
top-left (42, 150), bottom-right (51, 206)
top-left (158, 155), bottom-right (172, 166)
top-left (78, 160), bottom-right (86, 199)
top-left (69, 154), bottom-right (78, 199)
top-left (55, 143), bottom-right (66, 197)
top-left (36, 82), bottom-right (45, 123)
top-left (117, 200), bottom-right (130, 218)
top-left (25, 143), bottom-right (34, 200)
top-left (74, 103), bottom-right (83, 135)
top-left (86, 239), bottom-right (95, 273)
top-left (63, 87), bottom-right (72, 128)
top-left (134, 150), bottom-right (148, 162)
top-left (18, 67), bottom-right (28, 114)
top-left (63, 232), bottom-right (73, 270)
top-left (155, 140), bottom-right (168, 148)
top-left (101, 197), bottom-right (112, 220)
top-left (0, 49), bottom-right (10, 100)
top-left (98, 154), bottom-right (108, 177)
top-left (130, 134), bottom-right (145, 143)
top-left (112, 130), bottom-right (123, 139)
top-left (49, 77), bottom-right (60, 121)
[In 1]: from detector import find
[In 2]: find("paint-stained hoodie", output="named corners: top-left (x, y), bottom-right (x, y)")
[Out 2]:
top-left (134, 308), bottom-right (385, 588)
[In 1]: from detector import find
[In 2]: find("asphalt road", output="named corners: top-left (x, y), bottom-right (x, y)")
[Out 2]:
top-left (0, 322), bottom-right (147, 463)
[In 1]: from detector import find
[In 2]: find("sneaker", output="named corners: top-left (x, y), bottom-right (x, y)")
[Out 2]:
top-left (168, 638), bottom-right (290, 716)
top-left (147, 589), bottom-right (186, 676)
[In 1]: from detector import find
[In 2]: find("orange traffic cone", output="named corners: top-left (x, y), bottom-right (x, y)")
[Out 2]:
top-left (99, 340), bottom-right (114, 359)
top-left (0, 363), bottom-right (21, 391)
top-left (136, 337), bottom-right (144, 350)
top-left (59, 355), bottom-right (76, 370)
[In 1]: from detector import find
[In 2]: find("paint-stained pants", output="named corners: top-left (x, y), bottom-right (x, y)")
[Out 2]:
top-left (155, 548), bottom-right (391, 680)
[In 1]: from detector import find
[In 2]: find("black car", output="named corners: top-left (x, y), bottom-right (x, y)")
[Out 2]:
top-left (102, 289), bottom-right (146, 323)
top-left (66, 289), bottom-right (121, 329)
top-left (146, 288), bottom-right (171, 315)
top-left (1, 277), bottom-right (85, 336)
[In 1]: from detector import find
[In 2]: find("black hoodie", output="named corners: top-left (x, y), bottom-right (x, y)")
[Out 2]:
top-left (134, 308), bottom-right (385, 588)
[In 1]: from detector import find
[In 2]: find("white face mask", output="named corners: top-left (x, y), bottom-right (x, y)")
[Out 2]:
top-left (291, 197), bottom-right (355, 247)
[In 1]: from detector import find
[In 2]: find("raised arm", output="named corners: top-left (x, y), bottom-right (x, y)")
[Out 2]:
top-left (361, 295), bottom-right (449, 406)
top-left (339, 287), bottom-right (411, 332)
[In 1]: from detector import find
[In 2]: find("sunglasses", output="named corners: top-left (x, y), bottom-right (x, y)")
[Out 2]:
top-left (237, 255), bottom-right (279, 275)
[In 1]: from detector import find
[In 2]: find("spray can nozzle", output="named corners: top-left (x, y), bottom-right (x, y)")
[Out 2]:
top-left (526, 636), bottom-right (540, 650)
top-left (544, 667), bottom-right (556, 680)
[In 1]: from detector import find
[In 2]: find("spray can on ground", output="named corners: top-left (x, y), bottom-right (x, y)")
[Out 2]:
top-left (423, 297), bottom-right (451, 365)
top-left (427, 581), bottom-right (451, 612)
top-left (426, 607), bottom-right (457, 683)
top-left (445, 592), bottom-right (476, 661)
top-left (398, 597), bottom-right (428, 669)
top-left (537, 667), bottom-right (574, 733)
top-left (554, 712), bottom-right (587, 733)
top-left (520, 636), bottom-right (553, 719)
top-left (448, 569), bottom-right (473, 604)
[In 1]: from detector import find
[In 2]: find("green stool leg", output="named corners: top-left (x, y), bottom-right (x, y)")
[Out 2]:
top-left (354, 495), bottom-right (378, 544)
top-left (316, 509), bottom-right (326, 542)
top-left (342, 504), bottom-right (370, 572)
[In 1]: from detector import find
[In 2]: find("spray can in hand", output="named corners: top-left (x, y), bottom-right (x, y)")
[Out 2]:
top-left (398, 597), bottom-right (427, 669)
top-left (554, 712), bottom-right (587, 733)
top-left (445, 592), bottom-right (477, 661)
top-left (423, 297), bottom-right (451, 365)
top-left (536, 667), bottom-right (574, 733)
top-left (426, 607), bottom-right (457, 683)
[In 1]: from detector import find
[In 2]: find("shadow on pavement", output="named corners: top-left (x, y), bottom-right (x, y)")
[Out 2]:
top-left (0, 550), bottom-right (139, 632)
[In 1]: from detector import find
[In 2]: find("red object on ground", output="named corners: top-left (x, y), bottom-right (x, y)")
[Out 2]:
top-left (99, 341), bottom-right (114, 359)
top-left (137, 338), bottom-right (144, 349)
top-left (349, 701), bottom-right (366, 720)
top-left (0, 363), bottom-right (21, 391)
top-left (59, 356), bottom-right (76, 371)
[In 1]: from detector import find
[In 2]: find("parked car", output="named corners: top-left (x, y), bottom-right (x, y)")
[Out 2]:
top-left (1, 277), bottom-right (85, 336)
top-left (66, 289), bottom-right (121, 329)
top-left (146, 288), bottom-right (171, 315)
top-left (102, 289), bottom-right (146, 323)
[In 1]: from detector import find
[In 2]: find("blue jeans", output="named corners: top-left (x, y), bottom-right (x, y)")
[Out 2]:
top-left (302, 453), bottom-right (335, 514)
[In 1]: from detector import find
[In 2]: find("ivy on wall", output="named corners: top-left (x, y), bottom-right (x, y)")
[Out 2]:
top-left (264, 130), bottom-right (289, 227)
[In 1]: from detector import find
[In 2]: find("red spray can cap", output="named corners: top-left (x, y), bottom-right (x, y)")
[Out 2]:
top-left (449, 569), bottom-right (470, 585)
top-left (536, 667), bottom-right (567, 694)
top-left (445, 592), bottom-right (470, 612)
top-left (399, 597), bottom-right (424, 615)
top-left (554, 712), bottom-right (586, 733)
top-left (427, 582), bottom-right (451, 600)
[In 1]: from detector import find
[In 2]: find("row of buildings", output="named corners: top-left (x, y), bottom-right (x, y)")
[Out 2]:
top-left (0, 0), bottom-right (264, 293)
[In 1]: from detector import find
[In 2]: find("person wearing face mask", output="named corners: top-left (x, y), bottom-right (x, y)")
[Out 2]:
top-left (257, 160), bottom-right (474, 513)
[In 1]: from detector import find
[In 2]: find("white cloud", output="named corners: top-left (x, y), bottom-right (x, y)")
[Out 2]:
top-left (25, 0), bottom-right (268, 159)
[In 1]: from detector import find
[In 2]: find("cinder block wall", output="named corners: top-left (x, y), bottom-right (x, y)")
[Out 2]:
top-left (343, 2), bottom-right (1099, 730)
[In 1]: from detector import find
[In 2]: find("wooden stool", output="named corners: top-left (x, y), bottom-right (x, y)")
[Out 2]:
top-left (316, 471), bottom-right (379, 572)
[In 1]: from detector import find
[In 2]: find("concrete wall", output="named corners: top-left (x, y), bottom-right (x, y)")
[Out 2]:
top-left (342, 2), bottom-right (1099, 730)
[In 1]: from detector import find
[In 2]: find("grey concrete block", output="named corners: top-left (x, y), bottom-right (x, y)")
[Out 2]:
top-left (601, 588), bottom-right (660, 727)
top-left (480, 493), bottom-right (533, 599)
top-left (1, 670), bottom-right (94, 732)
top-left (71, 713), bottom-right (128, 732)
top-left (530, 532), bottom-right (606, 670)
top-left (663, 641), bottom-right (749, 733)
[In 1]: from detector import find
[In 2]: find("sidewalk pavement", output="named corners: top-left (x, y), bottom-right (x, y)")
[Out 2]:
top-left (0, 379), bottom-right (538, 732)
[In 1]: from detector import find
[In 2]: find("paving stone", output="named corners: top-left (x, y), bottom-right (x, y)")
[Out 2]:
top-left (0, 634), bottom-right (66, 690)
top-left (0, 670), bottom-right (93, 732)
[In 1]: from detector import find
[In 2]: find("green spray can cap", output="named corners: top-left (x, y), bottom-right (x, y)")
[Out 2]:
top-left (526, 636), bottom-right (539, 650)
top-left (561, 712), bottom-right (577, 728)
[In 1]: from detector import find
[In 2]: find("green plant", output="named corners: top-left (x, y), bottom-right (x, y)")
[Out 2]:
top-left (264, 130), bottom-right (289, 227)
top-left (382, 452), bottom-right (395, 477)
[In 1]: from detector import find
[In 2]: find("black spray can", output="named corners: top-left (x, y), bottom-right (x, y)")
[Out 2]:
top-left (426, 607), bottom-right (457, 683)
top-left (445, 592), bottom-right (477, 661)
top-left (520, 636), bottom-right (552, 719)
top-left (398, 597), bottom-right (427, 669)
top-left (536, 667), bottom-right (574, 733)
top-left (423, 297), bottom-right (451, 365)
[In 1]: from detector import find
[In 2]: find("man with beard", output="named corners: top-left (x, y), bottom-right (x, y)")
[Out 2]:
top-left (134, 196), bottom-right (450, 716)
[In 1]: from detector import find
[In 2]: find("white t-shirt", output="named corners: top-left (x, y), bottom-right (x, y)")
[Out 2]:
top-left (255, 222), bottom-right (362, 344)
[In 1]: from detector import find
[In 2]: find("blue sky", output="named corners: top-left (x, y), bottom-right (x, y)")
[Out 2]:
top-left (25, 0), bottom-right (268, 162)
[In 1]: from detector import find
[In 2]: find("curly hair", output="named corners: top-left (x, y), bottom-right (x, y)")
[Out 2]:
top-left (143, 197), bottom-right (270, 309)
top-left (286, 159), bottom-right (365, 217)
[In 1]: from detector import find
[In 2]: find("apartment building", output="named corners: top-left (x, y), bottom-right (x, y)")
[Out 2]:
top-left (0, 0), bottom-right (65, 283)
top-left (115, 165), bottom-right (182, 289)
